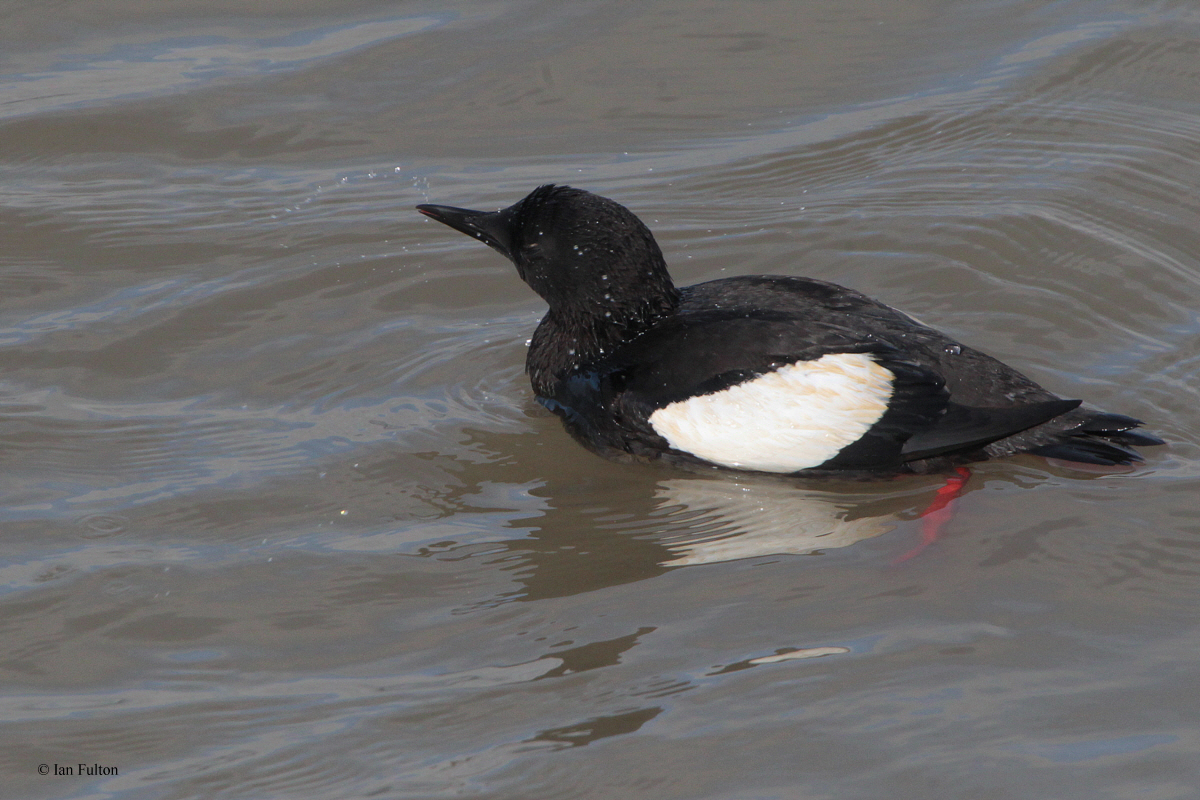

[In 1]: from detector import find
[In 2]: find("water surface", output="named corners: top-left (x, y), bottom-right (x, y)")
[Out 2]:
top-left (3, 1), bottom-right (1200, 798)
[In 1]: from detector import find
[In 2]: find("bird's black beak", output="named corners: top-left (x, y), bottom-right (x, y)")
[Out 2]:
top-left (416, 203), bottom-right (514, 260)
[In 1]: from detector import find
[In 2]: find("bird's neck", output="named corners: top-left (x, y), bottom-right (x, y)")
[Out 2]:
top-left (526, 290), bottom-right (679, 397)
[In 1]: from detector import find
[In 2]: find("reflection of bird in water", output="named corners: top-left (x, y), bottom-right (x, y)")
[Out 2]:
top-left (651, 477), bottom-right (903, 566)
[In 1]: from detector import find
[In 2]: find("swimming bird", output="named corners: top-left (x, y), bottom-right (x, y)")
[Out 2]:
top-left (417, 185), bottom-right (1163, 478)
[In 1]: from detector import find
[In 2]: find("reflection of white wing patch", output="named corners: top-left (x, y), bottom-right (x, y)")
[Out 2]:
top-left (648, 353), bottom-right (894, 473)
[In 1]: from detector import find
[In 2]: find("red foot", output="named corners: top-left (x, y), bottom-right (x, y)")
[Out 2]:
top-left (893, 467), bottom-right (971, 564)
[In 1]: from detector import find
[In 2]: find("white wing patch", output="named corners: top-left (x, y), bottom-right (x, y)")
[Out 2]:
top-left (648, 353), bottom-right (894, 473)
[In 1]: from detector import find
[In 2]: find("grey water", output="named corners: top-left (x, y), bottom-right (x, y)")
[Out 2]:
top-left (3, 1), bottom-right (1200, 798)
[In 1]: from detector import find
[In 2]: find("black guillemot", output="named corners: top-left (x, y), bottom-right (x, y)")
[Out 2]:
top-left (417, 185), bottom-right (1163, 478)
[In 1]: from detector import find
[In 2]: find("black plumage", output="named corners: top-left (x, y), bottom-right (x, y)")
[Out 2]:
top-left (417, 185), bottom-right (1163, 476)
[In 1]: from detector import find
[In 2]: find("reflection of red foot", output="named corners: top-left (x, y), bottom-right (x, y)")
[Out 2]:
top-left (894, 467), bottom-right (972, 564)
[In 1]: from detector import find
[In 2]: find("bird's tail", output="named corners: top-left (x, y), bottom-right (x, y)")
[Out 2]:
top-left (1028, 412), bottom-right (1165, 466)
